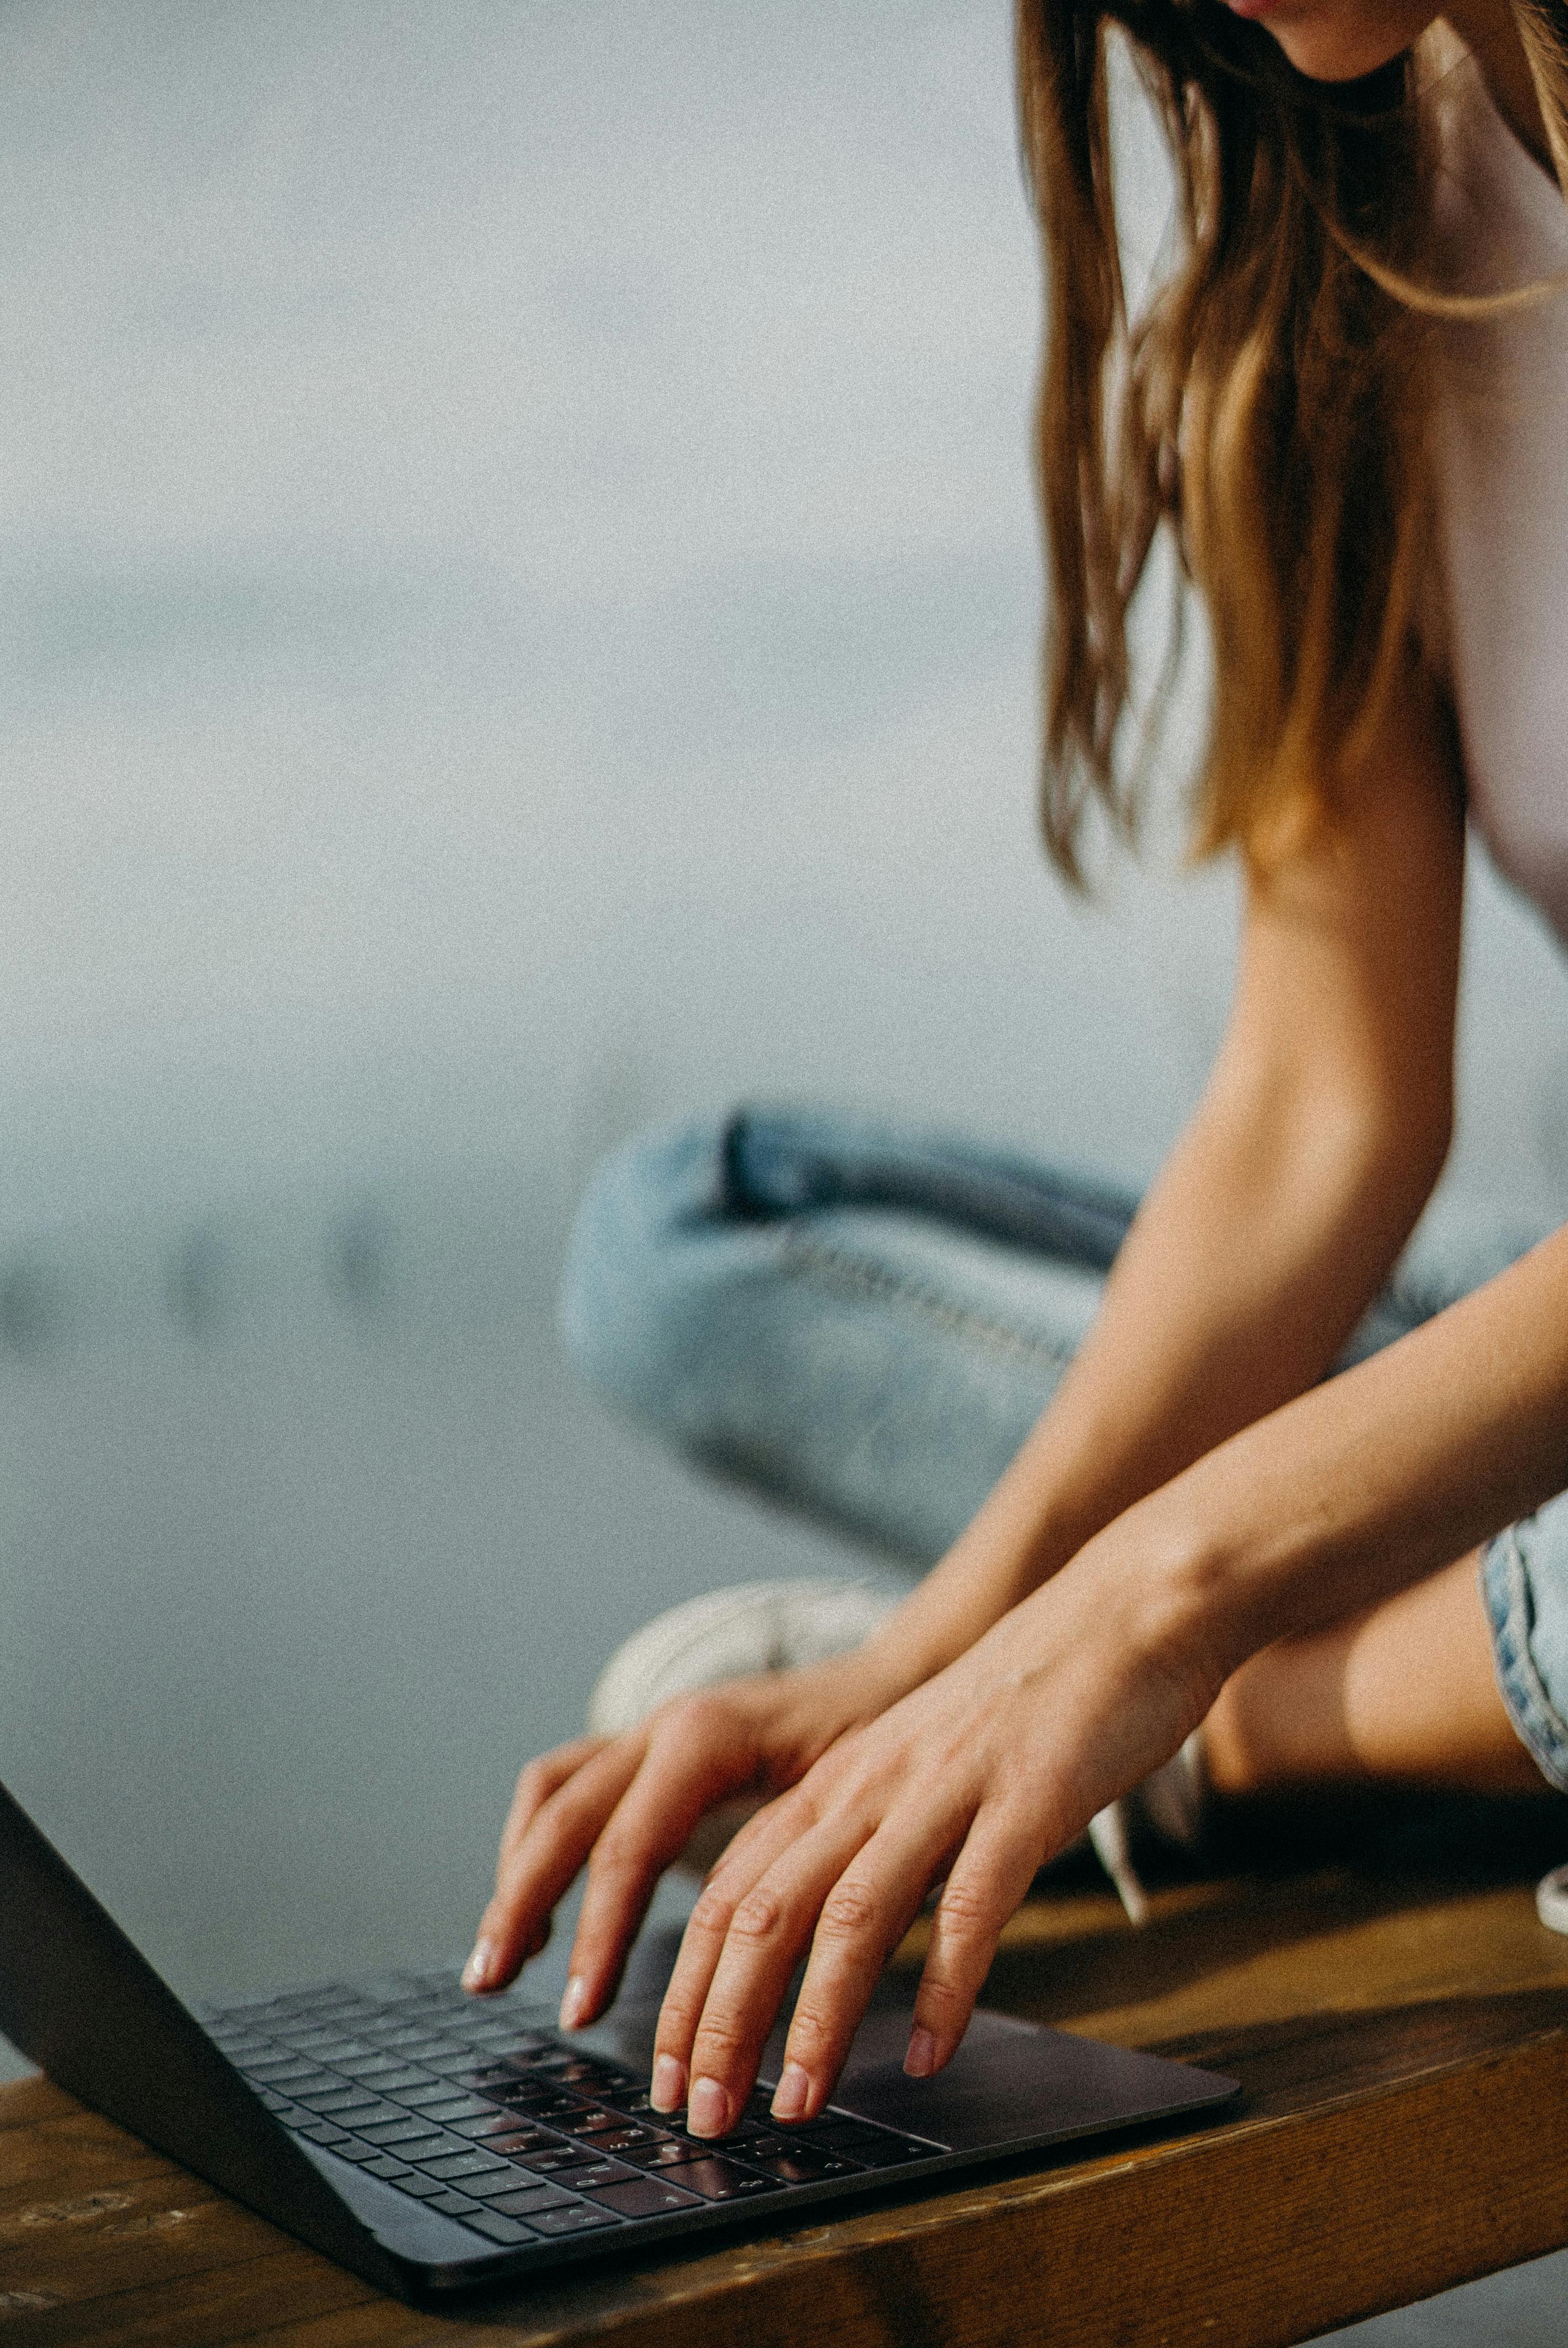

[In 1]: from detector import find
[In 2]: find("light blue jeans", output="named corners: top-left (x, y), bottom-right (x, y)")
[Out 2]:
top-left (560, 1105), bottom-right (1568, 1793)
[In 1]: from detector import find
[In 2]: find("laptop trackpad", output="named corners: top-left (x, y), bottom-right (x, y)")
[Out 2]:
top-left (790, 2004), bottom-right (1236, 2151)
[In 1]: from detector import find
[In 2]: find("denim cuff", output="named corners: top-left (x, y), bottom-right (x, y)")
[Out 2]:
top-left (1482, 1523), bottom-right (1568, 1794)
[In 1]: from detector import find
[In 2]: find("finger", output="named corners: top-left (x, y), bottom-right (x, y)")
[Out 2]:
top-left (767, 1799), bottom-right (964, 2125)
top-left (470, 1738), bottom-right (646, 1990)
top-left (497, 1736), bottom-right (615, 1875)
top-left (644, 1780), bottom-right (829, 2115)
top-left (902, 1810), bottom-right (1043, 2081)
top-left (690, 1780), bottom-right (818, 1904)
top-left (560, 1696), bottom-right (774, 2029)
top-left (673, 1823), bottom-right (870, 2136)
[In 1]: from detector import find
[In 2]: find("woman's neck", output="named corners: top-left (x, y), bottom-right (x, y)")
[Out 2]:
top-left (1442, 0), bottom-right (1554, 174)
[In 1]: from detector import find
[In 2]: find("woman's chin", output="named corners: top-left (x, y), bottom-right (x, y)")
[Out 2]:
top-left (1277, 30), bottom-right (1410, 80)
top-left (1222, 0), bottom-right (1427, 83)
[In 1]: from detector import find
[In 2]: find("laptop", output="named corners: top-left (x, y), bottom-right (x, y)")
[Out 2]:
top-left (0, 1774), bottom-right (1239, 2303)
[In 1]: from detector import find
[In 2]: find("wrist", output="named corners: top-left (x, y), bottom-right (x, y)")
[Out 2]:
top-left (769, 1645), bottom-right (906, 1771)
top-left (845, 1621), bottom-right (936, 1712)
top-left (1072, 1483), bottom-right (1240, 1722)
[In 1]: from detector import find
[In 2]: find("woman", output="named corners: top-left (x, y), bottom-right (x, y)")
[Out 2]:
top-left (467, 0), bottom-right (1568, 2143)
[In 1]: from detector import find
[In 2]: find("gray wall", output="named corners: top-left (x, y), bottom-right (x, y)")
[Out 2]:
top-left (2, 0), bottom-right (1566, 2109)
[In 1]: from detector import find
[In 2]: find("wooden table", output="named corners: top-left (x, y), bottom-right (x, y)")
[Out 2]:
top-left (4, 1800), bottom-right (1567, 2348)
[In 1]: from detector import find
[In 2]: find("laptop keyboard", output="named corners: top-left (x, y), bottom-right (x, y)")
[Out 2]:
top-left (198, 1967), bottom-right (947, 2253)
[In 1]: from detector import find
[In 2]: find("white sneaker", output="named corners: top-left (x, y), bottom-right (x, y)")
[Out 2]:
top-left (588, 1577), bottom-right (904, 1876)
top-left (589, 1576), bottom-right (1208, 1914)
top-left (1087, 1739), bottom-right (1208, 1927)
top-left (587, 1578), bottom-right (904, 1737)
top-left (1538, 1863), bottom-right (1568, 1934)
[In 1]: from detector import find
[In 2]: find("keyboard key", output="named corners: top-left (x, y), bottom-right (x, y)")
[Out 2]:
top-left (258, 2074), bottom-right (333, 2100)
top-left (311, 2107), bottom-right (392, 2135)
top-left (586, 2125), bottom-right (673, 2156)
top-left (363, 2156), bottom-right (414, 2182)
top-left (662, 2115), bottom-right (769, 2150)
top-left (426, 2190), bottom-right (484, 2218)
top-left (356, 2117), bottom-right (446, 2146)
top-left (490, 2081), bottom-right (560, 2109)
top-left (507, 2144), bottom-right (600, 2176)
top-left (297, 2123), bottom-right (352, 2147)
top-left (742, 2144), bottom-right (859, 2184)
top-left (363, 2131), bottom-right (453, 2164)
top-left (390, 2175), bottom-right (447, 2200)
top-left (506, 2095), bottom-right (589, 2125)
top-left (463, 2159), bottom-right (603, 2201)
top-left (538, 2159), bottom-right (639, 2193)
top-left (485, 2185), bottom-right (575, 2218)
top-left (658, 2158), bottom-right (786, 2203)
top-left (529, 2204), bottom-right (621, 2237)
top-left (585, 2176), bottom-right (702, 2219)
top-left (462, 2169), bottom-right (550, 2202)
top-left (637, 2139), bottom-right (712, 2170)
top-left (561, 2108), bottom-right (624, 2136)
top-left (470, 2107), bottom-right (545, 2134)
top-left (419, 2095), bottom-right (501, 2124)
top-left (419, 2153), bottom-right (512, 2185)
top-left (462, 2212), bottom-right (537, 2246)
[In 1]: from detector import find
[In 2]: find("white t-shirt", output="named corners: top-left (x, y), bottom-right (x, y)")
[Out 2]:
top-left (1430, 52), bottom-right (1568, 937)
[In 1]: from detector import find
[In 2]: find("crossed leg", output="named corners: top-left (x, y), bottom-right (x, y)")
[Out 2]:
top-left (1203, 1549), bottom-right (1551, 1800)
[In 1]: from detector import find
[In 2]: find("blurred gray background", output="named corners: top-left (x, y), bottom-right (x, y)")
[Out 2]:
top-left (1, 5), bottom-right (1564, 2337)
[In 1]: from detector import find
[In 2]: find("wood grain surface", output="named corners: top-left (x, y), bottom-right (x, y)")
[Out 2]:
top-left (3, 1806), bottom-right (1566, 2348)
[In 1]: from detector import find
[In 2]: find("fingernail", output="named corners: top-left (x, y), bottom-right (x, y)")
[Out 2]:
top-left (687, 2076), bottom-right (731, 2139)
top-left (462, 1938), bottom-right (496, 1992)
top-left (770, 2061), bottom-right (811, 2122)
top-left (651, 2053), bottom-right (687, 2114)
top-left (904, 2025), bottom-right (938, 2078)
top-left (559, 1975), bottom-right (589, 2031)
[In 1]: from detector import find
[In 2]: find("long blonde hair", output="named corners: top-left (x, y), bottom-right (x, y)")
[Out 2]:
top-left (1018, 0), bottom-right (1568, 881)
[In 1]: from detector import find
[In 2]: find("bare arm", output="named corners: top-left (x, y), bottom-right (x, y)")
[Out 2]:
top-left (651, 1208), bottom-right (1568, 2136)
top-left (862, 678), bottom-right (1463, 1687)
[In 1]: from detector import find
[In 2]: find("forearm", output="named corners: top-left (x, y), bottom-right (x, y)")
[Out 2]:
top-left (1142, 1220), bottom-right (1568, 1684)
top-left (859, 1073), bottom-right (1440, 1696)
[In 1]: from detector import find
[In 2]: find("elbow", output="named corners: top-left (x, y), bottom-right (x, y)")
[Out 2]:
top-left (1337, 1079), bottom-right (1452, 1246)
top-left (1378, 1069), bottom-right (1453, 1211)
top-left (1263, 1055), bottom-right (1452, 1257)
